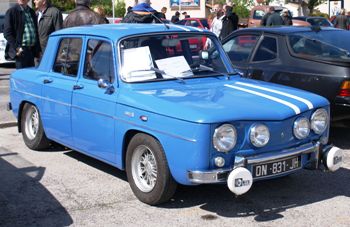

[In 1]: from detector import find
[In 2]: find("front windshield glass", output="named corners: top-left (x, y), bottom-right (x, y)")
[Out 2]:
top-left (288, 30), bottom-right (350, 61)
top-left (119, 33), bottom-right (230, 82)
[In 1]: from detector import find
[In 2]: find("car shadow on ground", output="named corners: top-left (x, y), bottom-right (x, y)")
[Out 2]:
top-left (161, 167), bottom-right (350, 222)
top-left (0, 146), bottom-right (73, 226)
top-left (329, 125), bottom-right (350, 149)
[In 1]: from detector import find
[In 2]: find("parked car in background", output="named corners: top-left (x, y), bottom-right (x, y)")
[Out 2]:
top-left (8, 24), bottom-right (343, 205)
top-left (247, 5), bottom-right (309, 27)
top-left (222, 26), bottom-right (350, 122)
top-left (0, 14), bottom-right (15, 65)
top-left (293, 16), bottom-right (333, 27)
top-left (176, 18), bottom-right (210, 29)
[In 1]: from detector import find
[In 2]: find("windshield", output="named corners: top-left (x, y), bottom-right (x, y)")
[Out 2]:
top-left (288, 30), bottom-right (350, 61)
top-left (119, 33), bottom-right (230, 82)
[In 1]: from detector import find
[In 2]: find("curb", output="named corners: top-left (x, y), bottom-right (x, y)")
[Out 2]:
top-left (0, 121), bottom-right (17, 129)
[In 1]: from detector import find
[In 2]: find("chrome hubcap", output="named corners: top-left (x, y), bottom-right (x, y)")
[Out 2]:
top-left (131, 145), bottom-right (157, 192)
top-left (25, 106), bottom-right (39, 140)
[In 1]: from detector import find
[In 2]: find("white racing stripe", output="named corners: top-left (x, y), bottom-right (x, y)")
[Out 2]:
top-left (235, 82), bottom-right (314, 109)
top-left (225, 84), bottom-right (301, 114)
top-left (169, 24), bottom-right (190, 31)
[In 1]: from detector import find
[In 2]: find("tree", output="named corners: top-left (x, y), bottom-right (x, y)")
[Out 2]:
top-left (307, 0), bottom-right (326, 15)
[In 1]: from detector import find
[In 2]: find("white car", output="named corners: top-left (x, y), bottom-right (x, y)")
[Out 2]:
top-left (0, 14), bottom-right (14, 65)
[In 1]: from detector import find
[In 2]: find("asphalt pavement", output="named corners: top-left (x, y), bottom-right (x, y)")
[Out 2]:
top-left (0, 64), bottom-right (17, 128)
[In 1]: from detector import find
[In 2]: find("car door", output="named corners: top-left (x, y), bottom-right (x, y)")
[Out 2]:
top-left (41, 37), bottom-right (83, 147)
top-left (71, 37), bottom-right (117, 163)
top-left (246, 35), bottom-right (279, 82)
top-left (222, 33), bottom-right (260, 76)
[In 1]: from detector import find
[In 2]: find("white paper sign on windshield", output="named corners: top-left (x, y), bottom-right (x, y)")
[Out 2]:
top-left (155, 56), bottom-right (193, 79)
top-left (121, 46), bottom-right (156, 82)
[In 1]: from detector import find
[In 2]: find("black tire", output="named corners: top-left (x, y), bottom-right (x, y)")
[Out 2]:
top-left (126, 133), bottom-right (177, 205)
top-left (21, 103), bottom-right (50, 150)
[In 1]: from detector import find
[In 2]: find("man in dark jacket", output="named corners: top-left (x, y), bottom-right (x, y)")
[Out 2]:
top-left (220, 4), bottom-right (239, 40)
top-left (333, 8), bottom-right (349, 30)
top-left (266, 7), bottom-right (284, 26)
top-left (4, 0), bottom-right (41, 68)
top-left (121, 0), bottom-right (156, 23)
top-left (34, 0), bottom-right (63, 53)
top-left (260, 7), bottom-right (272, 26)
top-left (171, 11), bottom-right (180, 23)
top-left (63, 0), bottom-right (106, 28)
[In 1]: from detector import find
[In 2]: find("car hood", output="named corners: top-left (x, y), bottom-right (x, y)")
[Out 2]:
top-left (118, 77), bottom-right (329, 123)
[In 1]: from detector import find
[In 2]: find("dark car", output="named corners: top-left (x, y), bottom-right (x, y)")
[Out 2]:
top-left (293, 16), bottom-right (333, 27)
top-left (222, 26), bottom-right (350, 122)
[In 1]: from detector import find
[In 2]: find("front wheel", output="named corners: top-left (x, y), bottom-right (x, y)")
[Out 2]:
top-left (126, 133), bottom-right (177, 205)
top-left (21, 103), bottom-right (50, 150)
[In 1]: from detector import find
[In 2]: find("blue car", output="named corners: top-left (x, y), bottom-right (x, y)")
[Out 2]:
top-left (8, 24), bottom-right (343, 205)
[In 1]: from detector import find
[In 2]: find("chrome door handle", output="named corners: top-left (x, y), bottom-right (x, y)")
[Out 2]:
top-left (73, 84), bottom-right (84, 90)
top-left (43, 78), bottom-right (53, 84)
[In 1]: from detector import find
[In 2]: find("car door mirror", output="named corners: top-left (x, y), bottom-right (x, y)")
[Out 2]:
top-left (97, 78), bottom-right (114, 94)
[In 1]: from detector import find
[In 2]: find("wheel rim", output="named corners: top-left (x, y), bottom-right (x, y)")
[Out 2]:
top-left (131, 145), bottom-right (158, 193)
top-left (24, 106), bottom-right (39, 140)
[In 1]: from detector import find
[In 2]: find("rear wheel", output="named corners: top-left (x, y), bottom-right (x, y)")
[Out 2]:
top-left (126, 133), bottom-right (177, 205)
top-left (21, 103), bottom-right (50, 150)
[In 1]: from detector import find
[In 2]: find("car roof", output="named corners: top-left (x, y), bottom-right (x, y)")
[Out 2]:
top-left (233, 26), bottom-right (343, 35)
top-left (52, 23), bottom-right (209, 40)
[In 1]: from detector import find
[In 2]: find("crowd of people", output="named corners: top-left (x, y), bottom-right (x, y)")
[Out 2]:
top-left (3, 0), bottom-right (349, 70)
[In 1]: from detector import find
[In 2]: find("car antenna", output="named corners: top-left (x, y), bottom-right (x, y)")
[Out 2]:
top-left (144, 7), bottom-right (170, 29)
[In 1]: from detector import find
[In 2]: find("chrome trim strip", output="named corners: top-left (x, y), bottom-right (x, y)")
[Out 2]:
top-left (114, 116), bottom-right (197, 143)
top-left (14, 90), bottom-right (197, 143)
top-left (246, 143), bottom-right (317, 164)
top-left (235, 82), bottom-right (314, 110)
top-left (72, 105), bottom-right (114, 119)
top-left (15, 89), bottom-right (72, 107)
top-left (225, 84), bottom-right (301, 114)
top-left (188, 168), bottom-right (230, 183)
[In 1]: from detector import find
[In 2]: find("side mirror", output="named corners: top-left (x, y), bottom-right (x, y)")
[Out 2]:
top-left (200, 51), bottom-right (209, 60)
top-left (97, 78), bottom-right (114, 94)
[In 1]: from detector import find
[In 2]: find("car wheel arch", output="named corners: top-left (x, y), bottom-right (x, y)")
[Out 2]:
top-left (17, 101), bottom-right (36, 133)
top-left (122, 130), bottom-right (165, 169)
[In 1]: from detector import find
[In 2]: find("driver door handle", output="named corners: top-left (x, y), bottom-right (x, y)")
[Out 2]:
top-left (73, 84), bottom-right (84, 90)
top-left (43, 78), bottom-right (53, 84)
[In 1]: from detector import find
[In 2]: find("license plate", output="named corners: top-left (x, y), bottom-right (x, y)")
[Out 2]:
top-left (253, 156), bottom-right (301, 179)
top-left (190, 44), bottom-right (197, 49)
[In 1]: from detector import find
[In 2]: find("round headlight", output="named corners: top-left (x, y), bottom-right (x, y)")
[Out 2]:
top-left (293, 117), bottom-right (310, 139)
top-left (213, 124), bottom-right (237, 152)
top-left (311, 108), bottom-right (328, 134)
top-left (249, 124), bottom-right (270, 147)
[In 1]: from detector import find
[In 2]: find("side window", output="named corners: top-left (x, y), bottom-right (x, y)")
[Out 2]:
top-left (53, 38), bottom-right (82, 76)
top-left (223, 35), bottom-right (259, 62)
top-left (253, 37), bottom-right (277, 62)
top-left (253, 10), bottom-right (265, 19)
top-left (83, 39), bottom-right (115, 82)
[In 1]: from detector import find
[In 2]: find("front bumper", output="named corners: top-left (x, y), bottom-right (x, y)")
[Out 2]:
top-left (188, 142), bottom-right (329, 184)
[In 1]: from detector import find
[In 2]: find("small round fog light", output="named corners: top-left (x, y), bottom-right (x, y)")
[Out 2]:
top-left (214, 157), bottom-right (225, 167)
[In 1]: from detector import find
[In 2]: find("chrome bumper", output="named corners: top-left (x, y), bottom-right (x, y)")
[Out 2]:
top-left (188, 142), bottom-right (323, 184)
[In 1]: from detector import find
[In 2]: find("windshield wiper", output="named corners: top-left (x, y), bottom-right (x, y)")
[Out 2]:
top-left (190, 63), bottom-right (236, 80)
top-left (150, 67), bottom-right (185, 83)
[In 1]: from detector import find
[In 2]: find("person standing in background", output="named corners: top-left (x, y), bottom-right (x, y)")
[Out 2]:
top-left (93, 6), bottom-right (109, 24)
top-left (266, 6), bottom-right (283, 26)
top-left (4, 0), bottom-right (41, 69)
top-left (34, 0), bottom-right (63, 54)
top-left (281, 9), bottom-right (293, 26)
top-left (220, 3), bottom-right (239, 40)
top-left (333, 8), bottom-right (349, 30)
top-left (158, 7), bottom-right (167, 20)
top-left (171, 11), bottom-right (180, 23)
top-left (260, 6), bottom-right (272, 26)
top-left (63, 0), bottom-right (106, 28)
top-left (121, 0), bottom-right (156, 23)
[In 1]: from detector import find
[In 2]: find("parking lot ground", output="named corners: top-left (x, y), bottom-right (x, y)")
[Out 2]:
top-left (0, 126), bottom-right (349, 226)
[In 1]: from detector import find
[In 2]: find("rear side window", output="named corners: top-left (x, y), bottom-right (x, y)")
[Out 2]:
top-left (83, 39), bottom-right (115, 82)
top-left (223, 35), bottom-right (259, 62)
top-left (253, 10), bottom-right (265, 19)
top-left (253, 37), bottom-right (277, 62)
top-left (53, 38), bottom-right (82, 76)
